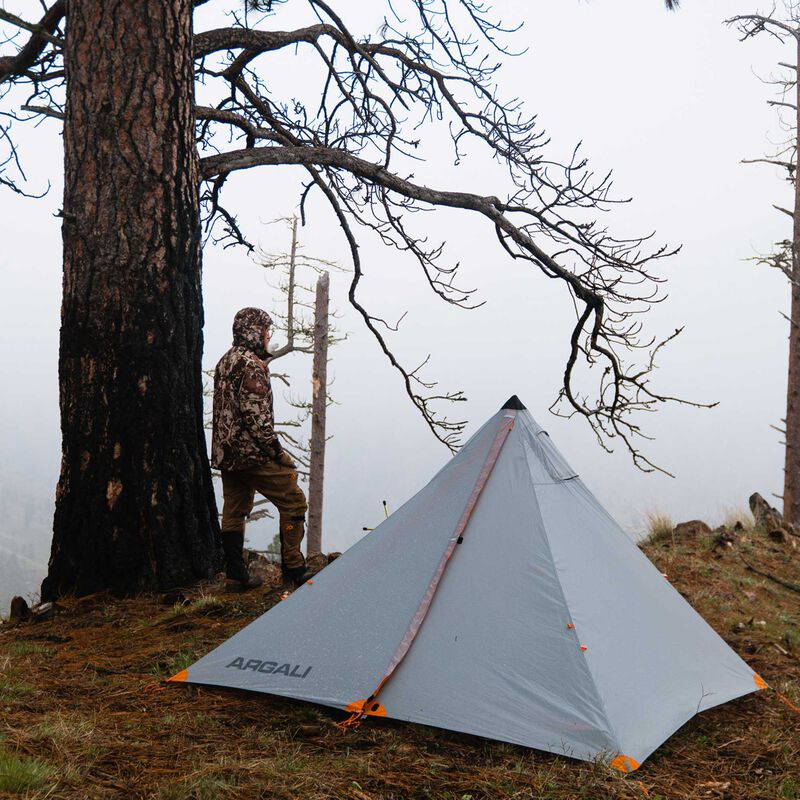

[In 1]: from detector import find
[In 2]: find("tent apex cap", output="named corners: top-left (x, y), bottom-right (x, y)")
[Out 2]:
top-left (502, 395), bottom-right (526, 410)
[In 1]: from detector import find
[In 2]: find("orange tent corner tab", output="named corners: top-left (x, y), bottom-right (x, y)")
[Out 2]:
top-left (753, 673), bottom-right (769, 690)
top-left (345, 698), bottom-right (387, 717)
top-left (168, 669), bottom-right (188, 683)
top-left (610, 755), bottom-right (640, 773)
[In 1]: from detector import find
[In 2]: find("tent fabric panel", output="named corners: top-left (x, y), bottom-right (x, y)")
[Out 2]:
top-left (374, 422), bottom-right (618, 761)
top-left (534, 472), bottom-right (758, 763)
top-left (182, 411), bottom-right (507, 706)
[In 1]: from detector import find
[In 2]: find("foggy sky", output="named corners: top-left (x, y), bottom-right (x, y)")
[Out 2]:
top-left (0, 1), bottom-right (791, 565)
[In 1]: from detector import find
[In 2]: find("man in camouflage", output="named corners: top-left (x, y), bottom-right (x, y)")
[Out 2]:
top-left (212, 307), bottom-right (308, 590)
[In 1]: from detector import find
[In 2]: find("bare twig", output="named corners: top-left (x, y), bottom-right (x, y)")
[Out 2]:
top-left (739, 554), bottom-right (800, 593)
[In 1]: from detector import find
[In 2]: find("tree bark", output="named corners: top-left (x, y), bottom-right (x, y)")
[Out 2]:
top-left (784, 36), bottom-right (800, 524)
top-left (306, 272), bottom-right (330, 556)
top-left (42, 0), bottom-right (220, 600)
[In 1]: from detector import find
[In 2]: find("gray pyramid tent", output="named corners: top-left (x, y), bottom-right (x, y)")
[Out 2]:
top-left (172, 397), bottom-right (765, 771)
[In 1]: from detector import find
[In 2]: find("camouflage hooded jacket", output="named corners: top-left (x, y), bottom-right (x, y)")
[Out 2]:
top-left (211, 307), bottom-right (284, 471)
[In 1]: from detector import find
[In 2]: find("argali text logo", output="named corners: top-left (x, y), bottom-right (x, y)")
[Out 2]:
top-left (226, 656), bottom-right (312, 679)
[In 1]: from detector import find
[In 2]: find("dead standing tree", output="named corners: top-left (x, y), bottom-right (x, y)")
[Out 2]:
top-left (257, 216), bottom-right (333, 474)
top-left (1, 0), bottom-right (689, 598)
top-left (307, 270), bottom-right (330, 557)
top-left (204, 217), bottom-right (342, 551)
top-left (254, 216), bottom-right (343, 555)
top-left (728, 6), bottom-right (800, 522)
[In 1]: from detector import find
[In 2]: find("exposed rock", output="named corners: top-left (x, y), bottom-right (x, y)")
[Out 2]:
top-left (327, 552), bottom-right (342, 564)
top-left (750, 493), bottom-right (784, 531)
top-left (245, 548), bottom-right (271, 565)
top-left (9, 595), bottom-right (29, 623)
top-left (305, 553), bottom-right (329, 575)
top-left (713, 528), bottom-right (738, 550)
top-left (674, 520), bottom-right (712, 538)
top-left (31, 601), bottom-right (57, 622)
top-left (768, 528), bottom-right (788, 544)
top-left (768, 528), bottom-right (797, 548)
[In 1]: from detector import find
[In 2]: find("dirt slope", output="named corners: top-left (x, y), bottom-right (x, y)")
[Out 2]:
top-left (1, 527), bottom-right (798, 800)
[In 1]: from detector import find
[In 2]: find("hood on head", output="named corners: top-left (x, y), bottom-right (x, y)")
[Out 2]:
top-left (232, 307), bottom-right (273, 358)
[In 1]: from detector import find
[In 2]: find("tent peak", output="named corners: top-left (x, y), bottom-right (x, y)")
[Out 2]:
top-left (501, 395), bottom-right (526, 410)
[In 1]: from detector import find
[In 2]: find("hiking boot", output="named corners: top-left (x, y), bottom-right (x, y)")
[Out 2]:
top-left (281, 564), bottom-right (310, 590)
top-left (231, 572), bottom-right (263, 591)
top-left (222, 531), bottom-right (263, 591)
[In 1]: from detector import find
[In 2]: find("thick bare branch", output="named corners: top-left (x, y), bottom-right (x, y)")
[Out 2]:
top-left (200, 138), bottom-right (690, 466)
top-left (726, 14), bottom-right (800, 42)
top-left (20, 103), bottom-right (63, 120)
top-left (0, 1), bottom-right (65, 84)
top-left (196, 105), bottom-right (280, 142)
top-left (742, 157), bottom-right (795, 170)
top-left (203, 143), bottom-right (637, 289)
top-left (195, 23), bottom-right (337, 59)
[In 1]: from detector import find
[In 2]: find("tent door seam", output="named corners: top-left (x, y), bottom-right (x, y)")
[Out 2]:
top-left (339, 410), bottom-right (517, 728)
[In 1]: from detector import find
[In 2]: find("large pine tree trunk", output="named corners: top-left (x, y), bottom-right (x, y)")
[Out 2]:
top-left (785, 38), bottom-right (800, 524)
top-left (42, 0), bottom-right (221, 600)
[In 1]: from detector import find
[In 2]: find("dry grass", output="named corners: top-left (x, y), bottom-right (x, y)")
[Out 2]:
top-left (640, 509), bottom-right (675, 545)
top-left (718, 504), bottom-right (756, 532)
top-left (152, 594), bottom-right (228, 627)
top-left (0, 533), bottom-right (798, 799)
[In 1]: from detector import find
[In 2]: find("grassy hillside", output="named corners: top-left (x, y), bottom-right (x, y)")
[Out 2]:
top-left (0, 524), bottom-right (798, 799)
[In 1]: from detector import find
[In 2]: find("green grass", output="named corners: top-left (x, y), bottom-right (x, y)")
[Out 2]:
top-left (30, 713), bottom-right (96, 745)
top-left (0, 751), bottom-right (53, 793)
top-left (149, 647), bottom-right (203, 678)
top-left (0, 679), bottom-right (33, 702)
top-left (7, 641), bottom-right (50, 658)
top-left (156, 775), bottom-right (240, 800)
top-left (780, 778), bottom-right (800, 799)
top-left (271, 754), bottom-right (309, 773)
top-left (154, 595), bottom-right (227, 626)
top-left (192, 712), bottom-right (223, 731)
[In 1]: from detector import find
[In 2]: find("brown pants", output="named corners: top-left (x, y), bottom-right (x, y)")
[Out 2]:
top-left (220, 461), bottom-right (308, 570)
